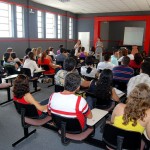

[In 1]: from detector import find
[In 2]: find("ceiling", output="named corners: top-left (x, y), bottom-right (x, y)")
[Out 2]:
top-left (31, 0), bottom-right (150, 14)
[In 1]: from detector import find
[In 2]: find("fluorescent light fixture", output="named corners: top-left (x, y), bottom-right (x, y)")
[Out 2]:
top-left (59, 0), bottom-right (70, 2)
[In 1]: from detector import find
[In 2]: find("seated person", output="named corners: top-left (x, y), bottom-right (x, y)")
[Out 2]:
top-left (23, 52), bottom-right (41, 77)
top-left (38, 51), bottom-right (61, 74)
top-left (55, 57), bottom-right (78, 86)
top-left (79, 47), bottom-right (88, 59)
top-left (23, 48), bottom-right (32, 63)
top-left (97, 54), bottom-right (114, 71)
top-left (85, 69), bottom-right (119, 110)
top-left (56, 48), bottom-right (68, 63)
top-left (113, 56), bottom-right (134, 84)
top-left (68, 49), bottom-right (80, 65)
top-left (111, 83), bottom-right (150, 145)
top-left (81, 56), bottom-right (97, 79)
top-left (48, 73), bottom-right (92, 130)
top-left (13, 74), bottom-right (47, 118)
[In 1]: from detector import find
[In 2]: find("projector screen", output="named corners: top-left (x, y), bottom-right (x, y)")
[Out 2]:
top-left (123, 27), bottom-right (144, 46)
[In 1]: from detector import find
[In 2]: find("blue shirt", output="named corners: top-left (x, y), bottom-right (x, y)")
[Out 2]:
top-left (113, 65), bottom-right (134, 83)
top-left (111, 55), bottom-right (118, 66)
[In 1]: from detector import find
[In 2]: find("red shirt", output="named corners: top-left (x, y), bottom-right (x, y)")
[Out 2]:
top-left (38, 58), bottom-right (55, 74)
top-left (13, 96), bottom-right (42, 115)
top-left (129, 60), bottom-right (141, 69)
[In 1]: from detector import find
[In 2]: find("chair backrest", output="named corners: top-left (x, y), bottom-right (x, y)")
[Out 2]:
top-left (21, 68), bottom-right (31, 77)
top-left (4, 65), bottom-right (17, 75)
top-left (54, 85), bottom-right (64, 92)
top-left (56, 61), bottom-right (63, 67)
top-left (103, 124), bottom-right (141, 150)
top-left (40, 65), bottom-right (50, 71)
top-left (13, 100), bottom-right (39, 118)
top-left (51, 113), bottom-right (82, 133)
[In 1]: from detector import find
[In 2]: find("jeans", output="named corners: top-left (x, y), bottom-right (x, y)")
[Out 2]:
top-left (85, 96), bottom-right (96, 110)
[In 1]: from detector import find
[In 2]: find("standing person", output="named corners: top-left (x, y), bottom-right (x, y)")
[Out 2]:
top-left (74, 40), bottom-right (82, 56)
top-left (95, 37), bottom-right (103, 61)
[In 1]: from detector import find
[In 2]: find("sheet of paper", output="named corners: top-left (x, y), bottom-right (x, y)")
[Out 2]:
top-left (87, 108), bottom-right (108, 126)
top-left (114, 88), bottom-right (125, 98)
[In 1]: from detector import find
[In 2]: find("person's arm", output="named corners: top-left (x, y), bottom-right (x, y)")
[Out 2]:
top-left (112, 88), bottom-right (120, 102)
top-left (87, 109), bottom-right (92, 119)
top-left (33, 61), bottom-right (40, 71)
top-left (146, 120), bottom-right (150, 139)
top-left (110, 104), bottom-right (120, 124)
top-left (24, 93), bottom-right (47, 112)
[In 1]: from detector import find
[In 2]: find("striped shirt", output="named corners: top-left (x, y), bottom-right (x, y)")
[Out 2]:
top-left (48, 93), bottom-right (90, 129)
top-left (113, 65), bottom-right (134, 83)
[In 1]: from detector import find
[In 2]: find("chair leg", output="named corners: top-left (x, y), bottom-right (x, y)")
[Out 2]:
top-left (30, 81), bottom-right (40, 94)
top-left (61, 122), bottom-right (70, 144)
top-left (12, 127), bottom-right (36, 147)
top-left (0, 88), bottom-right (12, 106)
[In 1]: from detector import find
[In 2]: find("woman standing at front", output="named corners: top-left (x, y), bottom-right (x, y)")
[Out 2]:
top-left (74, 40), bottom-right (82, 56)
top-left (95, 37), bottom-right (103, 61)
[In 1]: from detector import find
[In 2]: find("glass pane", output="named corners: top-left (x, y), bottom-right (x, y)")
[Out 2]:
top-left (58, 30), bottom-right (60, 34)
top-left (38, 28), bottom-right (42, 32)
top-left (17, 19), bottom-right (22, 25)
top-left (37, 11), bottom-right (41, 16)
top-left (17, 26), bottom-right (23, 32)
top-left (0, 17), bottom-right (8, 23)
top-left (0, 9), bottom-right (8, 16)
top-left (38, 22), bottom-right (42, 28)
top-left (17, 32), bottom-right (23, 38)
top-left (0, 2), bottom-right (9, 10)
top-left (17, 13), bottom-right (22, 19)
top-left (58, 15), bottom-right (60, 20)
top-left (58, 34), bottom-right (60, 38)
top-left (38, 16), bottom-right (41, 22)
top-left (0, 31), bottom-right (10, 37)
top-left (16, 6), bottom-right (22, 13)
top-left (38, 32), bottom-right (42, 38)
top-left (0, 24), bottom-right (9, 30)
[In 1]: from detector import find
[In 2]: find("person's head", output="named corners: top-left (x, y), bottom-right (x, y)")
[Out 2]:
top-left (123, 83), bottom-right (150, 126)
top-left (25, 48), bottom-right (31, 55)
top-left (85, 56), bottom-right (94, 74)
top-left (31, 48), bottom-right (37, 56)
top-left (28, 52), bottom-right (35, 60)
top-left (81, 47), bottom-right (85, 52)
top-left (64, 73), bottom-right (81, 92)
top-left (140, 61), bottom-right (150, 76)
top-left (122, 48), bottom-right (128, 56)
top-left (96, 69), bottom-right (113, 100)
top-left (104, 54), bottom-right (111, 62)
top-left (59, 45), bottom-right (63, 49)
top-left (13, 74), bottom-right (29, 98)
top-left (37, 47), bottom-right (42, 55)
top-left (63, 57), bottom-right (76, 72)
top-left (41, 51), bottom-right (47, 62)
top-left (97, 37), bottom-right (101, 41)
top-left (78, 47), bottom-right (82, 53)
top-left (49, 47), bottom-right (54, 51)
top-left (113, 49), bottom-right (119, 57)
top-left (69, 49), bottom-right (75, 57)
top-left (90, 46), bottom-right (95, 52)
top-left (121, 56), bottom-right (130, 66)
top-left (45, 49), bottom-right (50, 55)
top-left (134, 53), bottom-right (143, 65)
top-left (77, 40), bottom-right (81, 44)
top-left (6, 47), bottom-right (13, 53)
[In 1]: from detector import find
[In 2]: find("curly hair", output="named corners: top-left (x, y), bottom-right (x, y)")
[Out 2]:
top-left (13, 74), bottom-right (30, 98)
top-left (123, 83), bottom-right (150, 126)
top-left (95, 69), bottom-right (113, 101)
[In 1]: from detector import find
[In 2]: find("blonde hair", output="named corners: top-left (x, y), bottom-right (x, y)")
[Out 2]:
top-left (123, 83), bottom-right (150, 126)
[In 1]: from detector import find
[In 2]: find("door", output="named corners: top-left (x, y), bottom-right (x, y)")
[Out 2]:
top-left (78, 32), bottom-right (90, 53)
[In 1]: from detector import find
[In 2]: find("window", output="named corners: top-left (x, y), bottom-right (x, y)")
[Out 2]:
top-left (37, 10), bottom-right (43, 38)
top-left (57, 15), bottom-right (62, 39)
top-left (0, 2), bottom-right (12, 37)
top-left (46, 13), bottom-right (56, 38)
top-left (69, 17), bottom-right (73, 39)
top-left (16, 5), bottom-right (24, 38)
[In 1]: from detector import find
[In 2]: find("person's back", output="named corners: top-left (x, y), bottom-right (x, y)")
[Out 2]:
top-left (111, 83), bottom-right (150, 138)
top-left (48, 73), bottom-right (92, 129)
top-left (127, 61), bottom-right (150, 96)
top-left (56, 48), bottom-right (67, 62)
top-left (113, 56), bottom-right (134, 83)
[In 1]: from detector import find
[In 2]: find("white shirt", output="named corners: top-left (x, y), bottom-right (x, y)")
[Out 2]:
top-left (81, 66), bottom-right (97, 78)
top-left (23, 59), bottom-right (40, 77)
top-left (48, 93), bottom-right (89, 118)
top-left (97, 61), bottom-right (114, 71)
top-left (127, 73), bottom-right (150, 96)
top-left (128, 54), bottom-right (134, 60)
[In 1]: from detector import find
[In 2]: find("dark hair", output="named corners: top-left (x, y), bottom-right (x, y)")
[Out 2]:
top-left (64, 73), bottom-right (81, 92)
top-left (134, 53), bottom-right (143, 65)
top-left (144, 57), bottom-right (150, 63)
top-left (122, 56), bottom-right (130, 66)
top-left (11, 52), bottom-right (17, 59)
top-left (28, 52), bottom-right (34, 60)
top-left (13, 74), bottom-right (29, 98)
top-left (59, 45), bottom-right (63, 48)
top-left (141, 61), bottom-right (150, 76)
top-left (49, 47), bottom-right (54, 51)
top-left (69, 49), bottom-right (75, 57)
top-left (104, 54), bottom-right (111, 61)
top-left (122, 48), bottom-right (128, 56)
top-left (81, 47), bottom-right (85, 52)
top-left (113, 49), bottom-right (119, 54)
top-left (63, 57), bottom-right (76, 72)
top-left (60, 48), bottom-right (66, 53)
top-left (85, 56), bottom-right (94, 74)
top-left (95, 69), bottom-right (113, 101)
top-left (45, 49), bottom-right (50, 55)
top-left (25, 48), bottom-right (31, 55)
top-left (90, 46), bottom-right (95, 52)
